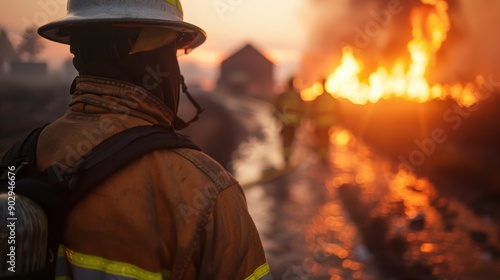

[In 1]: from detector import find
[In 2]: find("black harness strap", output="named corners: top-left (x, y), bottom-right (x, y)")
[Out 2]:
top-left (0, 126), bottom-right (46, 176)
top-left (57, 124), bottom-right (200, 206)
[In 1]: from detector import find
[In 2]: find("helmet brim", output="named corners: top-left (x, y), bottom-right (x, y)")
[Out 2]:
top-left (38, 17), bottom-right (206, 51)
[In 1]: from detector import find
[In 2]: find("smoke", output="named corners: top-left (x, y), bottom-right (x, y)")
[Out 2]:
top-left (438, 0), bottom-right (500, 81)
top-left (300, 0), bottom-right (500, 85)
top-left (299, 0), bottom-right (421, 84)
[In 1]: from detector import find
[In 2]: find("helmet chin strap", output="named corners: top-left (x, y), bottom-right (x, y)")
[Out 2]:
top-left (173, 75), bottom-right (204, 130)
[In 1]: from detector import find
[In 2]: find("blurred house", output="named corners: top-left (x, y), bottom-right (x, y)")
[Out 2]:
top-left (218, 43), bottom-right (274, 101)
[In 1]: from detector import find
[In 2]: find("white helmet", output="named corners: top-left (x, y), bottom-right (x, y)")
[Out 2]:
top-left (38, 0), bottom-right (206, 53)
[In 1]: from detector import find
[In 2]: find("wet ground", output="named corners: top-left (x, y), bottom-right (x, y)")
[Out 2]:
top-left (242, 127), bottom-right (500, 280)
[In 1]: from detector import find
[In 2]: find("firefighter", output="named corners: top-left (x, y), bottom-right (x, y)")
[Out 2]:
top-left (273, 76), bottom-right (305, 165)
top-left (31, 0), bottom-right (271, 279)
top-left (310, 78), bottom-right (340, 161)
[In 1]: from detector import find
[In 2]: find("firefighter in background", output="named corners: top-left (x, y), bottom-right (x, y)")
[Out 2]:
top-left (273, 76), bottom-right (305, 165)
top-left (310, 78), bottom-right (340, 161)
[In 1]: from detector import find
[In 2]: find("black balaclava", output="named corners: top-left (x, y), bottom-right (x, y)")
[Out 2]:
top-left (69, 25), bottom-right (202, 129)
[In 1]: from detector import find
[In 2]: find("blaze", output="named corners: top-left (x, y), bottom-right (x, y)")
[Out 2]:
top-left (301, 0), bottom-right (479, 107)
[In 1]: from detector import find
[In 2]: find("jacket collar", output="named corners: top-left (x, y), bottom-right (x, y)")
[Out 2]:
top-left (69, 75), bottom-right (175, 126)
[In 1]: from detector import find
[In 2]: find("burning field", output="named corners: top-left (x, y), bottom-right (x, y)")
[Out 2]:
top-left (297, 0), bottom-right (500, 218)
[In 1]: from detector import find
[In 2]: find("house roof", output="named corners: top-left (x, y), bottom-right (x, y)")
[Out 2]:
top-left (221, 43), bottom-right (274, 65)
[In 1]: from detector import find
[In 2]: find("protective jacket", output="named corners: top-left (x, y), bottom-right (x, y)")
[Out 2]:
top-left (35, 76), bottom-right (271, 280)
top-left (310, 91), bottom-right (340, 128)
top-left (273, 89), bottom-right (304, 126)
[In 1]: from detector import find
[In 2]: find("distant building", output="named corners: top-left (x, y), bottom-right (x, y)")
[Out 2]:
top-left (0, 28), bottom-right (17, 78)
top-left (9, 60), bottom-right (47, 79)
top-left (218, 43), bottom-right (274, 101)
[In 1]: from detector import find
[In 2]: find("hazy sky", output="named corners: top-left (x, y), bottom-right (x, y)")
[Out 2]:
top-left (0, 0), bottom-right (308, 89)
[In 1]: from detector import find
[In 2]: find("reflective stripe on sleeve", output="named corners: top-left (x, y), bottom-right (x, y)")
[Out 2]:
top-left (64, 247), bottom-right (168, 280)
top-left (244, 263), bottom-right (272, 280)
top-left (56, 245), bottom-right (71, 279)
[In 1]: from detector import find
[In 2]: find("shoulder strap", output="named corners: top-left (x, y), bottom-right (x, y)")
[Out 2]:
top-left (50, 124), bottom-right (200, 207)
top-left (0, 125), bottom-right (52, 206)
top-left (1, 126), bottom-right (46, 168)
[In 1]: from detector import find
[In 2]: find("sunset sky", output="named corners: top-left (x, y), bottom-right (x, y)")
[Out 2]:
top-left (0, 0), bottom-right (308, 90)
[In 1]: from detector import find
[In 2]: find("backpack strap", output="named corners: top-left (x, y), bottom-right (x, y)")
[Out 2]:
top-left (49, 124), bottom-right (200, 207)
top-left (0, 125), bottom-right (55, 211)
top-left (0, 125), bottom-right (47, 171)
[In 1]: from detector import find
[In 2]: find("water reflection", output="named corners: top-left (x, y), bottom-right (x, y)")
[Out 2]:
top-left (245, 127), bottom-right (500, 280)
top-left (327, 128), bottom-right (500, 279)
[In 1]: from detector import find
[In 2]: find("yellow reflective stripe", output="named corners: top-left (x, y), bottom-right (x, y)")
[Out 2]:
top-left (56, 244), bottom-right (71, 278)
top-left (58, 244), bottom-right (66, 257)
top-left (66, 248), bottom-right (163, 280)
top-left (244, 263), bottom-right (271, 280)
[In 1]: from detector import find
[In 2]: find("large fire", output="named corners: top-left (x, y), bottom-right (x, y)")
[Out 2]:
top-left (301, 0), bottom-right (479, 107)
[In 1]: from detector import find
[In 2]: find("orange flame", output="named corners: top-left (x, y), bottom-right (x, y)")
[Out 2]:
top-left (301, 0), bottom-right (479, 107)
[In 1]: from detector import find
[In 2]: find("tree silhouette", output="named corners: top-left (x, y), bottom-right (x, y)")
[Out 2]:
top-left (17, 26), bottom-right (44, 62)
